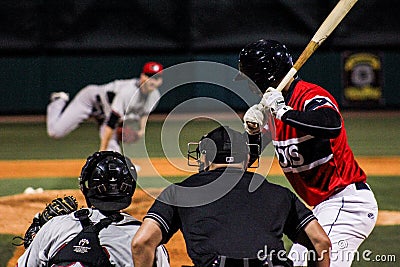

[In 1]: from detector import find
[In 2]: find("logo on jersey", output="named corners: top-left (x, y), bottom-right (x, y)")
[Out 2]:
top-left (304, 96), bottom-right (338, 111)
top-left (73, 239), bottom-right (91, 254)
top-left (273, 135), bottom-right (333, 173)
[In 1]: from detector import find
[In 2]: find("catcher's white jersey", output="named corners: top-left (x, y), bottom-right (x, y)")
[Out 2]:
top-left (46, 78), bottom-right (160, 152)
top-left (17, 209), bottom-right (170, 267)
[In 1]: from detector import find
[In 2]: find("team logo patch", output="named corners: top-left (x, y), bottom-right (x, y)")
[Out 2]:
top-left (368, 213), bottom-right (375, 220)
top-left (73, 239), bottom-right (91, 254)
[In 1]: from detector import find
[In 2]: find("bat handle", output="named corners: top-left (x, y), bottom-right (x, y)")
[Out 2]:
top-left (276, 40), bottom-right (319, 92)
top-left (276, 68), bottom-right (298, 92)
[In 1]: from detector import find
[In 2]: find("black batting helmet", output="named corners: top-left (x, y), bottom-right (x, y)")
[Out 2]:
top-left (238, 39), bottom-right (293, 93)
top-left (199, 126), bottom-right (249, 165)
top-left (79, 151), bottom-right (137, 211)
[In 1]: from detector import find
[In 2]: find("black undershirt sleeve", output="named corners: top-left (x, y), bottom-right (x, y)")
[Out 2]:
top-left (106, 111), bottom-right (121, 129)
top-left (280, 108), bottom-right (342, 138)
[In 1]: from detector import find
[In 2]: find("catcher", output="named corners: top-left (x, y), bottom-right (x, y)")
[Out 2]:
top-left (16, 151), bottom-right (169, 267)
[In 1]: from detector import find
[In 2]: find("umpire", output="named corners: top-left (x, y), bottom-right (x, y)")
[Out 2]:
top-left (132, 126), bottom-right (331, 267)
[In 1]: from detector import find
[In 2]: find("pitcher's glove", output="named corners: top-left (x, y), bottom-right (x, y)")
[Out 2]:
top-left (14, 196), bottom-right (78, 248)
top-left (117, 126), bottom-right (140, 143)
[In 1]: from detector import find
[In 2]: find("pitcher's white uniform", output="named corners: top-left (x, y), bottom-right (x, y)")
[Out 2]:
top-left (47, 78), bottom-right (160, 152)
top-left (16, 208), bottom-right (170, 267)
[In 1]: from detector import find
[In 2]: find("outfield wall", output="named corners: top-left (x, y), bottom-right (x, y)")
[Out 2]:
top-left (0, 51), bottom-right (399, 115)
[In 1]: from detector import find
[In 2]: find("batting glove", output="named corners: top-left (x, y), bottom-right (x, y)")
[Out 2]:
top-left (261, 87), bottom-right (292, 120)
top-left (243, 104), bottom-right (268, 135)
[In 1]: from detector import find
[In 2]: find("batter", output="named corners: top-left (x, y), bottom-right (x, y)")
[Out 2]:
top-left (240, 39), bottom-right (378, 267)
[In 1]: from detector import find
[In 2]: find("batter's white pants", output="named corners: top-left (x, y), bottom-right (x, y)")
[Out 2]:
top-left (289, 183), bottom-right (378, 267)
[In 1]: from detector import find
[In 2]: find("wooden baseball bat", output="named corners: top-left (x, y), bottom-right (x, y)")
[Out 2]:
top-left (246, 0), bottom-right (358, 132)
top-left (275, 0), bottom-right (359, 92)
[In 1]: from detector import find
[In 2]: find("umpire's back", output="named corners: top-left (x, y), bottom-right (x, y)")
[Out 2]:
top-left (170, 168), bottom-right (312, 266)
top-left (140, 126), bottom-right (317, 267)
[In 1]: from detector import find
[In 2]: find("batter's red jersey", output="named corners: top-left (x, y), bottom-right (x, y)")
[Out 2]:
top-left (269, 80), bottom-right (366, 206)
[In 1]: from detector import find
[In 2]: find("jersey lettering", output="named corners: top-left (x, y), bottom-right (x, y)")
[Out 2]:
top-left (273, 136), bottom-right (332, 173)
top-left (276, 145), bottom-right (304, 168)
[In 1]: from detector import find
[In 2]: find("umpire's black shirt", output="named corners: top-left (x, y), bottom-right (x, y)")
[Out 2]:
top-left (145, 168), bottom-right (315, 267)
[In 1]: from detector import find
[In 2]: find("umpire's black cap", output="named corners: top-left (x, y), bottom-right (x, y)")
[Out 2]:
top-left (199, 126), bottom-right (249, 164)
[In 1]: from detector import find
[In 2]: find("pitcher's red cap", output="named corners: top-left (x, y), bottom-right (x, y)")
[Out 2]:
top-left (142, 62), bottom-right (163, 76)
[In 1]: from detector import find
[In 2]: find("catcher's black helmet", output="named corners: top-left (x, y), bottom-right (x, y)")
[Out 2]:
top-left (79, 151), bottom-right (137, 211)
top-left (199, 126), bottom-right (249, 165)
top-left (238, 39), bottom-right (293, 93)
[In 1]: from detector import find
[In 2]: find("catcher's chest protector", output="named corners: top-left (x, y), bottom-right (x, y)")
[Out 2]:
top-left (49, 209), bottom-right (120, 267)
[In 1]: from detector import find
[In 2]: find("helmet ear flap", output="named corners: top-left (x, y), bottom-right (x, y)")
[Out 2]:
top-left (79, 152), bottom-right (105, 207)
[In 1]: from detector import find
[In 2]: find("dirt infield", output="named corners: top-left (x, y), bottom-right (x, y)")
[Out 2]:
top-left (1, 156), bottom-right (400, 179)
top-left (2, 156), bottom-right (400, 267)
top-left (3, 190), bottom-right (400, 267)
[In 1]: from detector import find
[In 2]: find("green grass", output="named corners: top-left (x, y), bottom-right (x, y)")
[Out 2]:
top-left (268, 175), bottom-right (400, 211)
top-left (351, 226), bottom-right (399, 267)
top-left (344, 115), bottom-right (400, 156)
top-left (0, 234), bottom-right (16, 267)
top-left (1, 176), bottom-right (398, 212)
top-left (365, 176), bottom-right (400, 211)
top-left (0, 176), bottom-right (187, 197)
top-left (0, 122), bottom-right (99, 160)
top-left (2, 227), bottom-right (398, 267)
top-left (0, 113), bottom-right (399, 265)
top-left (1, 113), bottom-right (399, 160)
top-left (282, 226), bottom-right (400, 267)
top-left (125, 119), bottom-right (222, 158)
top-left (0, 178), bottom-right (80, 197)
top-left (0, 119), bottom-right (224, 159)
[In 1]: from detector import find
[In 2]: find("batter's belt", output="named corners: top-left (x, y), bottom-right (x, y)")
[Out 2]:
top-left (354, 181), bottom-right (370, 190)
